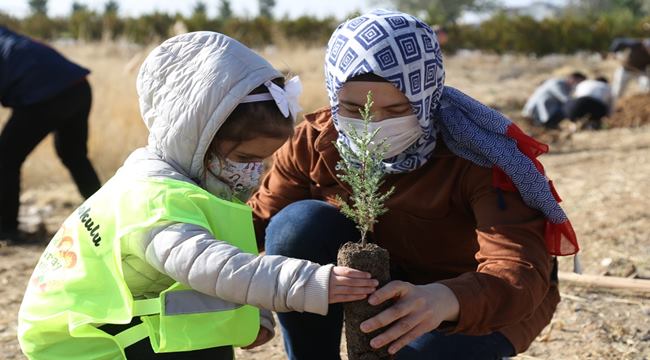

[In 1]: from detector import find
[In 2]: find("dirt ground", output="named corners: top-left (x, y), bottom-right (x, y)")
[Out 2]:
top-left (607, 93), bottom-right (650, 128)
top-left (1, 47), bottom-right (649, 359)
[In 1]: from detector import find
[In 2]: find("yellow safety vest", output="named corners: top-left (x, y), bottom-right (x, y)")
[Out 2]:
top-left (18, 177), bottom-right (260, 359)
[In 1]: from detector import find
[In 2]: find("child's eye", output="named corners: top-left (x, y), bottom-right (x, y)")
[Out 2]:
top-left (236, 155), bottom-right (262, 162)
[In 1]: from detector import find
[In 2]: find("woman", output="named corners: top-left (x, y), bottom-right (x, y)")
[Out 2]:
top-left (249, 10), bottom-right (578, 359)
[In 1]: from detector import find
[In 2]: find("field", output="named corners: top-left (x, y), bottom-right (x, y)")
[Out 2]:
top-left (1, 42), bottom-right (649, 359)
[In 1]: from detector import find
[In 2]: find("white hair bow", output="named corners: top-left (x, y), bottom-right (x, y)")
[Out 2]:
top-left (240, 76), bottom-right (303, 121)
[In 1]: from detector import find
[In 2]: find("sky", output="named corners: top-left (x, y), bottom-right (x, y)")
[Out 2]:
top-left (0, 0), bottom-right (568, 19)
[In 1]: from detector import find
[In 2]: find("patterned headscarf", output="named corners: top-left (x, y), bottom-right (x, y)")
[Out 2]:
top-left (325, 9), bottom-right (578, 256)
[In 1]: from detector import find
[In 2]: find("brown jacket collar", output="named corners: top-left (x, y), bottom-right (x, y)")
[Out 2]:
top-left (303, 107), bottom-right (340, 154)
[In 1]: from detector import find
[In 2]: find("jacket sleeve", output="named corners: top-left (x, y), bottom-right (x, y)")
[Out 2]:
top-left (248, 123), bottom-right (314, 248)
top-left (437, 164), bottom-right (553, 335)
top-left (142, 222), bottom-right (333, 315)
top-left (259, 309), bottom-right (276, 338)
top-left (547, 80), bottom-right (570, 103)
top-left (521, 90), bottom-right (537, 117)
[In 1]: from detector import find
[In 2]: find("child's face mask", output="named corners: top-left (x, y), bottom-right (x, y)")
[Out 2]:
top-left (337, 114), bottom-right (422, 159)
top-left (207, 157), bottom-right (265, 200)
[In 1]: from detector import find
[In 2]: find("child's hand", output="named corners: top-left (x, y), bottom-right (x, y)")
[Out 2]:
top-left (329, 266), bottom-right (378, 304)
top-left (241, 326), bottom-right (273, 350)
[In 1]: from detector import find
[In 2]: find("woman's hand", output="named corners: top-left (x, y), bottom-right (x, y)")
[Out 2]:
top-left (241, 326), bottom-right (273, 350)
top-left (360, 281), bottom-right (460, 355)
top-left (329, 266), bottom-right (379, 304)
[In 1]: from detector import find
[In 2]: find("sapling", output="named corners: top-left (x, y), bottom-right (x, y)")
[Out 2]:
top-left (335, 91), bottom-right (395, 360)
top-left (335, 92), bottom-right (394, 245)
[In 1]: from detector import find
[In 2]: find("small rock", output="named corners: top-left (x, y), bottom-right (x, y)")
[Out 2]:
top-left (641, 331), bottom-right (650, 342)
top-left (600, 257), bottom-right (613, 267)
top-left (602, 257), bottom-right (637, 278)
top-left (643, 307), bottom-right (650, 317)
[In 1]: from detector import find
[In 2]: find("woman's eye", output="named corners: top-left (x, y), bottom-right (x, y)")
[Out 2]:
top-left (389, 106), bottom-right (411, 115)
top-left (342, 106), bottom-right (361, 113)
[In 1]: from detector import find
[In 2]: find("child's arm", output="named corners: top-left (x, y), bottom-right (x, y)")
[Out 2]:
top-left (142, 222), bottom-right (376, 315)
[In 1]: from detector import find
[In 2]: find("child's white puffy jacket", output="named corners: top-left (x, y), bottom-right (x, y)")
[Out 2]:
top-left (117, 32), bottom-right (332, 336)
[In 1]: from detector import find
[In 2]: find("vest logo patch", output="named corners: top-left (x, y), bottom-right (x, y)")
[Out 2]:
top-left (78, 205), bottom-right (102, 247)
top-left (28, 225), bottom-right (79, 293)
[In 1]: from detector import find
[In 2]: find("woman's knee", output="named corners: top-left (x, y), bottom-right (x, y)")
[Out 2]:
top-left (396, 331), bottom-right (515, 360)
top-left (265, 200), bottom-right (357, 260)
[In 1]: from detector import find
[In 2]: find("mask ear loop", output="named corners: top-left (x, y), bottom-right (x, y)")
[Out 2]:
top-left (205, 155), bottom-right (222, 181)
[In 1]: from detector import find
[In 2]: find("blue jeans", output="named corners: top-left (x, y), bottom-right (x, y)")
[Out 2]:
top-left (265, 200), bottom-right (515, 360)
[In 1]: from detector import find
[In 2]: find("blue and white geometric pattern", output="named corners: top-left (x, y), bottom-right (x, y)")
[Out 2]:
top-left (339, 48), bottom-right (358, 72)
top-left (324, 9), bottom-right (570, 225)
top-left (354, 21), bottom-right (390, 50)
top-left (394, 33), bottom-right (422, 64)
top-left (327, 34), bottom-right (348, 66)
top-left (346, 16), bottom-right (368, 31)
top-left (386, 15), bottom-right (409, 30)
top-left (423, 60), bottom-right (437, 89)
top-left (373, 46), bottom-right (399, 70)
top-left (408, 70), bottom-right (422, 95)
top-left (421, 34), bottom-right (435, 53)
top-left (351, 59), bottom-right (373, 77)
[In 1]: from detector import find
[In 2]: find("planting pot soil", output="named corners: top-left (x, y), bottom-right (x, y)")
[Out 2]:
top-left (337, 241), bottom-right (392, 360)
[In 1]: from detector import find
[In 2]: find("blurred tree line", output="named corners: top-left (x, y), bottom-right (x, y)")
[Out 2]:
top-left (388, 0), bottom-right (650, 55)
top-left (447, 12), bottom-right (650, 55)
top-left (0, 0), bottom-right (342, 47)
top-left (0, 0), bottom-right (649, 55)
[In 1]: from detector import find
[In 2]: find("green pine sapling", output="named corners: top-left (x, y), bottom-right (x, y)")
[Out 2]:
top-left (334, 91), bottom-right (395, 245)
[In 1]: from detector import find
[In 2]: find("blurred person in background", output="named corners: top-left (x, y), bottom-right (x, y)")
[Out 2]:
top-left (522, 72), bottom-right (586, 129)
top-left (564, 76), bottom-right (613, 130)
top-left (0, 26), bottom-right (101, 242)
top-left (609, 37), bottom-right (650, 98)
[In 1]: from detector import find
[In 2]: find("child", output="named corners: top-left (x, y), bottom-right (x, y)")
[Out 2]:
top-left (17, 32), bottom-right (377, 360)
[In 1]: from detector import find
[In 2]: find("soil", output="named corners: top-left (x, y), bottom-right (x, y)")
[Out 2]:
top-left (337, 242), bottom-right (392, 360)
top-left (606, 94), bottom-right (650, 128)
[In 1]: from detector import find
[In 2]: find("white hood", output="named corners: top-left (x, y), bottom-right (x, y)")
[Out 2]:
top-left (136, 31), bottom-right (282, 181)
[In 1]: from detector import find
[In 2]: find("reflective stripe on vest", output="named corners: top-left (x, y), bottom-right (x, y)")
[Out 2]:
top-left (115, 288), bottom-right (247, 349)
top-left (18, 177), bottom-right (260, 359)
